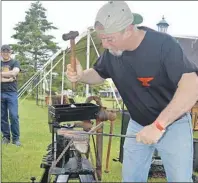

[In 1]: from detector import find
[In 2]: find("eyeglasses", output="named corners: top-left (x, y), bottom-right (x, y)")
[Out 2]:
top-left (101, 36), bottom-right (116, 43)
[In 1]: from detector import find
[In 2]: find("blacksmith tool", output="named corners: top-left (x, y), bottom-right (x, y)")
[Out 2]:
top-left (58, 129), bottom-right (136, 139)
top-left (62, 31), bottom-right (79, 92)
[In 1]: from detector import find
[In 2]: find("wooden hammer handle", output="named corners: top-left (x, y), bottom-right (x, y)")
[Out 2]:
top-left (70, 39), bottom-right (76, 91)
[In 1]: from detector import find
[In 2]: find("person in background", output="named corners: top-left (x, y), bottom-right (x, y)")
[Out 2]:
top-left (1, 44), bottom-right (21, 146)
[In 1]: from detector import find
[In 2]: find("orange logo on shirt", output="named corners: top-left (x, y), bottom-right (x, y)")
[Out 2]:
top-left (137, 77), bottom-right (154, 87)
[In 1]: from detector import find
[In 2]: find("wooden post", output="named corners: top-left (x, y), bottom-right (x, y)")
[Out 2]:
top-left (192, 102), bottom-right (198, 131)
top-left (95, 118), bottom-right (103, 181)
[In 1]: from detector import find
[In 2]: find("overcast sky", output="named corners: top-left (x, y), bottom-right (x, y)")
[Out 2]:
top-left (2, 1), bottom-right (198, 49)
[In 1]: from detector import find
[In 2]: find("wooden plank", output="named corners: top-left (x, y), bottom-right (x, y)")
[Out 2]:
top-left (95, 119), bottom-right (103, 181)
top-left (191, 103), bottom-right (198, 131)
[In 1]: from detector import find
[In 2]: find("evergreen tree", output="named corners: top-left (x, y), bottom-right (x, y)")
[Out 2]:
top-left (11, 1), bottom-right (60, 71)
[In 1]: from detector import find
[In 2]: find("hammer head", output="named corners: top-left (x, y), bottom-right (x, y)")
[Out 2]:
top-left (62, 31), bottom-right (79, 41)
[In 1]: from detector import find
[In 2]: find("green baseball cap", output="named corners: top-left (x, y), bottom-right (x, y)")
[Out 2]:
top-left (94, 1), bottom-right (143, 34)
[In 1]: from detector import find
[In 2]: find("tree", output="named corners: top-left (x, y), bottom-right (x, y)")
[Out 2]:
top-left (11, 1), bottom-right (60, 71)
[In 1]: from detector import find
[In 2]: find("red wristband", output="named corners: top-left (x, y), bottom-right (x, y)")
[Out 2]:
top-left (154, 121), bottom-right (165, 132)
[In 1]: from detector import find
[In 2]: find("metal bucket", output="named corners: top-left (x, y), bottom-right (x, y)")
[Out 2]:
top-left (194, 138), bottom-right (198, 172)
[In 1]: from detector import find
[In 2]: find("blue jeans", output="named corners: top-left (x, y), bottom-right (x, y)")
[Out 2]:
top-left (1, 92), bottom-right (20, 141)
top-left (122, 113), bottom-right (193, 182)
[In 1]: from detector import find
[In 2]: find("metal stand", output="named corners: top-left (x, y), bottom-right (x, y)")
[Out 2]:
top-left (39, 102), bottom-right (100, 183)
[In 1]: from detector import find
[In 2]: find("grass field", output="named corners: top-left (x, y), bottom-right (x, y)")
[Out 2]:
top-left (2, 98), bottom-right (198, 182)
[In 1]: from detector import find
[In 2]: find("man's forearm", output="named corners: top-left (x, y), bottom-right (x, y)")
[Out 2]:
top-left (1, 71), bottom-right (14, 77)
top-left (79, 68), bottom-right (105, 85)
top-left (156, 73), bottom-right (198, 128)
top-left (1, 68), bottom-right (19, 78)
top-left (1, 77), bottom-right (14, 82)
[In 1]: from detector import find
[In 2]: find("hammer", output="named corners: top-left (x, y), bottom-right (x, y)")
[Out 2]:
top-left (62, 31), bottom-right (79, 91)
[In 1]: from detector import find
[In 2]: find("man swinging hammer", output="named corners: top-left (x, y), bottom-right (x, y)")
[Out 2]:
top-left (66, 1), bottom-right (198, 182)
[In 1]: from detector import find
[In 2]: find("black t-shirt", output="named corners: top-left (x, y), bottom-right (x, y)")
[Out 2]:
top-left (93, 27), bottom-right (198, 126)
top-left (1, 59), bottom-right (20, 92)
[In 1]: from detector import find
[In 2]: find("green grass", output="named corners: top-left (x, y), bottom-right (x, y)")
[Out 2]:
top-left (2, 100), bottom-right (51, 182)
top-left (2, 99), bottom-right (125, 182)
top-left (2, 99), bottom-right (198, 182)
top-left (195, 131), bottom-right (198, 138)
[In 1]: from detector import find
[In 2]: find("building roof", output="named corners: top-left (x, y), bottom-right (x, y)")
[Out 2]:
top-left (173, 35), bottom-right (198, 40)
top-left (173, 35), bottom-right (198, 66)
top-left (157, 16), bottom-right (169, 27)
top-left (156, 16), bottom-right (198, 66)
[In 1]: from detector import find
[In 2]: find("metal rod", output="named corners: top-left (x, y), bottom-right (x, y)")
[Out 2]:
top-left (18, 48), bottom-right (63, 98)
top-left (71, 131), bottom-right (136, 138)
top-left (48, 139), bottom-right (73, 183)
top-left (19, 54), bottom-right (67, 105)
top-left (18, 73), bottom-right (39, 98)
top-left (86, 27), bottom-right (91, 98)
top-left (61, 50), bottom-right (66, 104)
